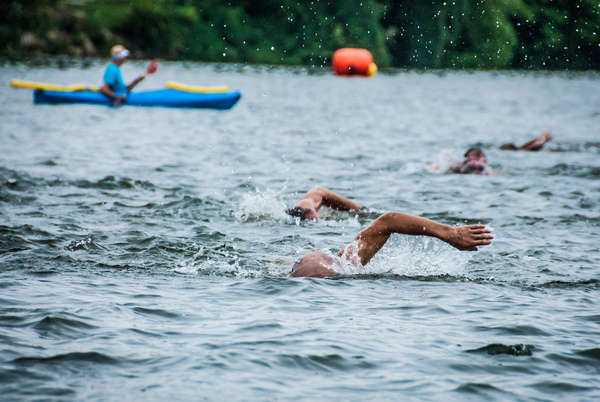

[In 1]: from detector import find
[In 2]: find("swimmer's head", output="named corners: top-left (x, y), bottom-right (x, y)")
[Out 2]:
top-left (290, 250), bottom-right (338, 278)
top-left (464, 147), bottom-right (488, 163)
top-left (460, 159), bottom-right (490, 175)
top-left (285, 206), bottom-right (319, 221)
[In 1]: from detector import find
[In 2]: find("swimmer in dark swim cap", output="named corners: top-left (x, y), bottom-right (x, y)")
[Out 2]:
top-left (289, 211), bottom-right (494, 278)
top-left (285, 187), bottom-right (366, 221)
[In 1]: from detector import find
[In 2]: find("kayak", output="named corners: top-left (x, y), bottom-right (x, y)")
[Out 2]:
top-left (11, 79), bottom-right (229, 94)
top-left (33, 88), bottom-right (241, 110)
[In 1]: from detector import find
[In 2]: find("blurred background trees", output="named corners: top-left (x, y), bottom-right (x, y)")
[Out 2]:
top-left (2, 0), bottom-right (599, 70)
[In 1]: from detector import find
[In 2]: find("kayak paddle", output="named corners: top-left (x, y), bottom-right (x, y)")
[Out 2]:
top-left (146, 59), bottom-right (158, 75)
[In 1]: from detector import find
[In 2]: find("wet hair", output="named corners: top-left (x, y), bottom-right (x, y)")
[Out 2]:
top-left (464, 147), bottom-right (486, 158)
top-left (464, 147), bottom-right (487, 163)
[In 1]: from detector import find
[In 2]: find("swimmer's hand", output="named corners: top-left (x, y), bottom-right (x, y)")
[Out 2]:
top-left (444, 225), bottom-right (493, 251)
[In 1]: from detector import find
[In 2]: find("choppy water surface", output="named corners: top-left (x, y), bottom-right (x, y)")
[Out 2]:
top-left (1, 59), bottom-right (599, 400)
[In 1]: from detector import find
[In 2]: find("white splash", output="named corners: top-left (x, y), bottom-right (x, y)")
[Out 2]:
top-left (400, 161), bottom-right (430, 174)
top-left (316, 209), bottom-right (363, 229)
top-left (234, 188), bottom-right (288, 222)
top-left (173, 258), bottom-right (265, 278)
top-left (334, 240), bottom-right (366, 275)
top-left (375, 234), bottom-right (473, 276)
top-left (427, 148), bottom-right (461, 174)
top-left (172, 259), bottom-right (200, 275)
top-left (352, 234), bottom-right (473, 277)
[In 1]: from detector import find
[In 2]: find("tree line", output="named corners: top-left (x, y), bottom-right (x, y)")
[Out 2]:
top-left (1, 0), bottom-right (599, 70)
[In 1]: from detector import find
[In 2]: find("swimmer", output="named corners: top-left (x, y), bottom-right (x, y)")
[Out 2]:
top-left (500, 131), bottom-right (553, 151)
top-left (285, 187), bottom-right (366, 221)
top-left (448, 147), bottom-right (492, 175)
top-left (290, 212), bottom-right (493, 278)
top-left (440, 132), bottom-right (552, 175)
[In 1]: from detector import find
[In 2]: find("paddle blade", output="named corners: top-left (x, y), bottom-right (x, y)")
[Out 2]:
top-left (146, 59), bottom-right (158, 75)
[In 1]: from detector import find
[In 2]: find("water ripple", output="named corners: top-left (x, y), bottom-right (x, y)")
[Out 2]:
top-left (32, 315), bottom-right (98, 339)
top-left (277, 353), bottom-right (376, 372)
top-left (473, 325), bottom-right (551, 336)
top-left (12, 351), bottom-right (120, 365)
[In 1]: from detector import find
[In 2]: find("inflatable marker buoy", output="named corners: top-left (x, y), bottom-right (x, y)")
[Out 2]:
top-left (332, 48), bottom-right (377, 77)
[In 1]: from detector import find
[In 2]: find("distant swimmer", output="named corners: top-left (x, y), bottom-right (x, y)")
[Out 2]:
top-left (285, 187), bottom-right (367, 221)
top-left (438, 132), bottom-right (553, 176)
top-left (448, 147), bottom-right (492, 175)
top-left (289, 211), bottom-right (493, 278)
top-left (500, 131), bottom-right (553, 151)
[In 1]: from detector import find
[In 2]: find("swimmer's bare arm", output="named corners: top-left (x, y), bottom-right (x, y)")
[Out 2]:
top-left (501, 131), bottom-right (552, 151)
top-left (518, 131), bottom-right (552, 151)
top-left (339, 212), bottom-right (494, 266)
top-left (297, 187), bottom-right (363, 212)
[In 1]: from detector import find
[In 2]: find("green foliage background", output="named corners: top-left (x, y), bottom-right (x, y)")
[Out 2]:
top-left (2, 0), bottom-right (599, 69)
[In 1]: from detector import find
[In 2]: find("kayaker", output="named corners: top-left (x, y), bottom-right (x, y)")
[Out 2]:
top-left (289, 211), bottom-right (493, 278)
top-left (285, 187), bottom-right (367, 221)
top-left (100, 45), bottom-right (148, 106)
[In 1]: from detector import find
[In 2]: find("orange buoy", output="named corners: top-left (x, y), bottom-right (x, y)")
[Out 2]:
top-left (332, 48), bottom-right (377, 77)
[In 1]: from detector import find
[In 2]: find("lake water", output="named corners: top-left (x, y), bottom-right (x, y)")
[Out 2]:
top-left (1, 59), bottom-right (599, 400)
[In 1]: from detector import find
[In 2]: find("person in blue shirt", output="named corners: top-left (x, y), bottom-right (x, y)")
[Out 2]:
top-left (100, 45), bottom-right (147, 106)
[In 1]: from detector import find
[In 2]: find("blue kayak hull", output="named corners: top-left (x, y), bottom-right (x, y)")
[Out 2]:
top-left (33, 88), bottom-right (241, 110)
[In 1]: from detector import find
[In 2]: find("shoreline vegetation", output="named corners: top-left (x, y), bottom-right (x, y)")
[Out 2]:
top-left (2, 0), bottom-right (599, 70)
